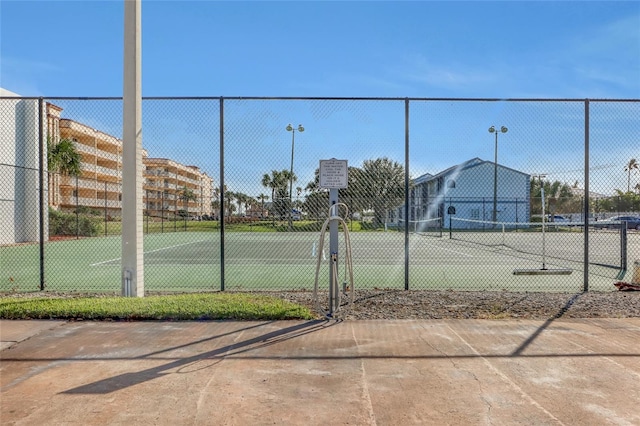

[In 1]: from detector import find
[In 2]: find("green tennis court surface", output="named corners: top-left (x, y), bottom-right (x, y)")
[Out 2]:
top-left (3, 230), bottom-right (638, 293)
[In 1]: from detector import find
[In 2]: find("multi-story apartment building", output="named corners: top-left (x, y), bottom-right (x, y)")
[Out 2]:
top-left (51, 117), bottom-right (127, 217)
top-left (144, 158), bottom-right (213, 219)
top-left (47, 104), bottom-right (214, 219)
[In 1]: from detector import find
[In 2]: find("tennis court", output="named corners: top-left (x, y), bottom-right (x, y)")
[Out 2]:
top-left (3, 226), bottom-right (637, 293)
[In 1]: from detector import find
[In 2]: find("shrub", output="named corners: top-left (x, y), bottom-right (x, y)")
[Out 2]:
top-left (49, 208), bottom-right (101, 237)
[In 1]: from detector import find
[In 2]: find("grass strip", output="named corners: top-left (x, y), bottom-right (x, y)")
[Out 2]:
top-left (0, 293), bottom-right (316, 321)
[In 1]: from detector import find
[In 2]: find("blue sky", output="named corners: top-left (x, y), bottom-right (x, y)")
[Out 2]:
top-left (2, 1), bottom-right (639, 98)
top-left (1, 1), bottom-right (639, 197)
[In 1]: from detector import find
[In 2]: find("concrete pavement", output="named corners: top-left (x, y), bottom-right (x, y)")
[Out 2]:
top-left (1, 318), bottom-right (640, 425)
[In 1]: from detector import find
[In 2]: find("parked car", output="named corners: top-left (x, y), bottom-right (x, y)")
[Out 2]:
top-left (608, 215), bottom-right (640, 230)
top-left (546, 215), bottom-right (570, 223)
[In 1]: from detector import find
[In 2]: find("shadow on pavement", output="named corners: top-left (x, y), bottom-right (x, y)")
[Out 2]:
top-left (62, 319), bottom-right (334, 394)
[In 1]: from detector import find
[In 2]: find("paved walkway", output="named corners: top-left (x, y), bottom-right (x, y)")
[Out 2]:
top-left (1, 318), bottom-right (640, 425)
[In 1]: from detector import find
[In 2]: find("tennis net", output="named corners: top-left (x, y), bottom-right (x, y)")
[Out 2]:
top-left (448, 217), bottom-right (628, 275)
top-left (397, 217), bottom-right (443, 238)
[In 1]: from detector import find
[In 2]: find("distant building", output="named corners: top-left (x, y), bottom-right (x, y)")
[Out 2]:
top-left (49, 113), bottom-right (215, 220)
top-left (0, 88), bottom-right (47, 244)
top-left (52, 117), bottom-right (128, 217)
top-left (1, 88), bottom-right (215, 246)
top-left (144, 158), bottom-right (213, 219)
top-left (403, 158), bottom-right (530, 227)
top-left (569, 187), bottom-right (608, 199)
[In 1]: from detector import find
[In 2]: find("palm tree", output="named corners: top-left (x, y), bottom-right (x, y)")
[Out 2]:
top-left (48, 138), bottom-right (82, 177)
top-left (244, 196), bottom-right (256, 218)
top-left (179, 186), bottom-right (196, 217)
top-left (624, 158), bottom-right (638, 193)
top-left (295, 186), bottom-right (303, 209)
top-left (211, 186), bottom-right (221, 220)
top-left (224, 190), bottom-right (235, 219)
top-left (257, 193), bottom-right (269, 219)
top-left (262, 170), bottom-right (287, 224)
top-left (279, 169), bottom-right (297, 230)
top-left (47, 138), bottom-right (81, 208)
top-left (234, 192), bottom-right (248, 217)
top-left (210, 199), bottom-right (220, 219)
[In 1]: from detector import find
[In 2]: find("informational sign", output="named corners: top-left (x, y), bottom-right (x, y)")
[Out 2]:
top-left (319, 158), bottom-right (348, 189)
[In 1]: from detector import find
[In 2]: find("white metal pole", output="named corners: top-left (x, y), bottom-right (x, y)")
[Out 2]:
top-left (329, 188), bottom-right (339, 315)
top-left (541, 184), bottom-right (546, 270)
top-left (121, 0), bottom-right (144, 296)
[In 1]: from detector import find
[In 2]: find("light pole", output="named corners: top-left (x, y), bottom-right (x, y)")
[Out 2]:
top-left (488, 125), bottom-right (508, 223)
top-left (286, 123), bottom-right (304, 231)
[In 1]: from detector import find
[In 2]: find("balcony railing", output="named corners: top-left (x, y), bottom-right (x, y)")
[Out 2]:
top-left (58, 176), bottom-right (121, 192)
top-left (59, 196), bottom-right (122, 209)
top-left (74, 143), bottom-right (120, 162)
top-left (80, 162), bottom-right (119, 178)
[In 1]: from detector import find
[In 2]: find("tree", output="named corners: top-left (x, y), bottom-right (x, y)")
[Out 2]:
top-left (279, 169), bottom-right (297, 230)
top-left (304, 164), bottom-right (394, 222)
top-left (339, 166), bottom-right (369, 216)
top-left (234, 192), bottom-right (247, 216)
top-left (624, 158), bottom-right (638, 193)
top-left (360, 157), bottom-right (405, 227)
top-left (48, 138), bottom-right (82, 177)
top-left (224, 190), bottom-right (236, 218)
top-left (262, 170), bottom-right (289, 222)
top-left (256, 193), bottom-right (269, 218)
top-left (244, 196), bottom-right (256, 217)
top-left (210, 199), bottom-right (220, 218)
top-left (47, 138), bottom-right (82, 208)
top-left (295, 186), bottom-right (303, 209)
top-left (529, 178), bottom-right (575, 216)
top-left (211, 186), bottom-right (221, 219)
top-left (179, 186), bottom-right (196, 220)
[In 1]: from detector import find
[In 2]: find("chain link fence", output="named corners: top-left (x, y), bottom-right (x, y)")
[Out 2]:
top-left (1, 96), bottom-right (639, 293)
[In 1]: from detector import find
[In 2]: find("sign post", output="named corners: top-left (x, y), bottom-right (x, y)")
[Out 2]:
top-left (319, 159), bottom-right (348, 315)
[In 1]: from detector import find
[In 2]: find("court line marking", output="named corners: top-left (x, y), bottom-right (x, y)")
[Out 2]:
top-left (432, 244), bottom-right (475, 258)
top-left (90, 239), bottom-right (211, 266)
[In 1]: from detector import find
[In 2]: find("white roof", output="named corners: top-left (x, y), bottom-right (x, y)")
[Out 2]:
top-left (0, 87), bottom-right (21, 97)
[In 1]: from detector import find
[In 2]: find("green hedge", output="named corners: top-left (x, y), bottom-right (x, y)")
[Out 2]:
top-left (49, 208), bottom-right (101, 237)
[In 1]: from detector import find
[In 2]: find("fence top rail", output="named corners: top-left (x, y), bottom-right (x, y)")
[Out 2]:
top-left (1, 96), bottom-right (639, 102)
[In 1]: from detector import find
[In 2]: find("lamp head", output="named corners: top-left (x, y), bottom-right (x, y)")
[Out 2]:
top-left (488, 126), bottom-right (495, 133)
top-left (297, 125), bottom-right (304, 132)
top-left (500, 126), bottom-right (508, 133)
top-left (286, 124), bottom-right (293, 132)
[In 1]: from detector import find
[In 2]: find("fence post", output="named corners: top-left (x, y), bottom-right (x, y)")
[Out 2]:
top-left (404, 98), bottom-right (410, 291)
top-left (38, 97), bottom-right (45, 291)
top-left (583, 99), bottom-right (590, 292)
top-left (219, 97), bottom-right (226, 291)
top-left (104, 181), bottom-right (108, 236)
top-left (75, 175), bottom-right (79, 239)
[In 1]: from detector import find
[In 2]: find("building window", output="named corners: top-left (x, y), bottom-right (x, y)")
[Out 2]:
top-left (447, 180), bottom-right (456, 188)
top-left (471, 208), bottom-right (480, 219)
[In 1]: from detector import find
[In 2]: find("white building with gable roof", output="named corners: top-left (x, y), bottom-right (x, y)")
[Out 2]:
top-left (404, 158), bottom-right (531, 228)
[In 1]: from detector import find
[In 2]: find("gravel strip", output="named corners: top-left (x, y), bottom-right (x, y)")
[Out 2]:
top-left (274, 290), bottom-right (640, 320)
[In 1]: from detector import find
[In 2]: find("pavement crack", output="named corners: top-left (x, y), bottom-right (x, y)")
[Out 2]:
top-left (351, 323), bottom-right (377, 426)
top-left (446, 323), bottom-right (566, 425)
